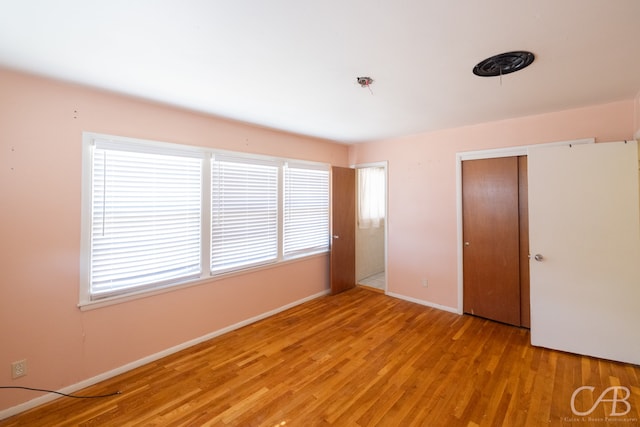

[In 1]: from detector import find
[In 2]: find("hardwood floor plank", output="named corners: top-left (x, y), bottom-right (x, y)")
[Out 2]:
top-left (2, 288), bottom-right (639, 426)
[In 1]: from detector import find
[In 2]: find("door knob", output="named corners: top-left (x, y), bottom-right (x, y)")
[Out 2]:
top-left (534, 254), bottom-right (544, 262)
top-left (464, 242), bottom-right (470, 246)
top-left (333, 235), bottom-right (340, 239)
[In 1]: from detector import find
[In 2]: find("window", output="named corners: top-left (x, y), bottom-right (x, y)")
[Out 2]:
top-left (88, 140), bottom-right (203, 299)
top-left (211, 155), bottom-right (279, 273)
top-left (283, 162), bottom-right (330, 257)
top-left (81, 133), bottom-right (330, 305)
top-left (357, 167), bottom-right (386, 228)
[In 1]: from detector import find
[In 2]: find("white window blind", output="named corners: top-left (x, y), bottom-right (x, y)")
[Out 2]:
top-left (90, 142), bottom-right (202, 299)
top-left (211, 155), bottom-right (279, 273)
top-left (283, 163), bottom-right (330, 256)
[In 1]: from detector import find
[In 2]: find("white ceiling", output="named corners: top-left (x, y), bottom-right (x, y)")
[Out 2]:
top-left (1, 1), bottom-right (639, 143)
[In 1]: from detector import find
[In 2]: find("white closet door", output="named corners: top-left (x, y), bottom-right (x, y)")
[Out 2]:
top-left (528, 140), bottom-right (640, 365)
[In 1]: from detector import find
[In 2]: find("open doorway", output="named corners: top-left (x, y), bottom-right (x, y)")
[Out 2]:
top-left (355, 163), bottom-right (387, 292)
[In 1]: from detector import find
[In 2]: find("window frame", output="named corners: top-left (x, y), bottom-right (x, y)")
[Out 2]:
top-left (80, 132), bottom-right (330, 309)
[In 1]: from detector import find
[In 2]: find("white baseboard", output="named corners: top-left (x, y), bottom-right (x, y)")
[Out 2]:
top-left (0, 289), bottom-right (330, 421)
top-left (386, 292), bottom-right (460, 314)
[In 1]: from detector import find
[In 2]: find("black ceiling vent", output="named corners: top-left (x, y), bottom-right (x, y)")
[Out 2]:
top-left (473, 51), bottom-right (535, 77)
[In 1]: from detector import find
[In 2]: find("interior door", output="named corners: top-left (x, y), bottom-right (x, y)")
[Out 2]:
top-left (462, 157), bottom-right (521, 326)
top-left (330, 166), bottom-right (356, 294)
top-left (528, 141), bottom-right (640, 364)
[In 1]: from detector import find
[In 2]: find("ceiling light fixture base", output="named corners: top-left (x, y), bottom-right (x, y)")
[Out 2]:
top-left (356, 77), bottom-right (374, 87)
top-left (473, 51), bottom-right (535, 77)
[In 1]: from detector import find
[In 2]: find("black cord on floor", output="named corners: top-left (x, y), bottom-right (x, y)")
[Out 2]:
top-left (0, 386), bottom-right (121, 399)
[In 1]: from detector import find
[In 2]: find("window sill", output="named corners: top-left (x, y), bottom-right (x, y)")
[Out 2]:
top-left (78, 251), bottom-right (329, 311)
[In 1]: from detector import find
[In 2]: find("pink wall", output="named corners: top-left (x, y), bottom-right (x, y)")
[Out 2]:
top-left (2, 65), bottom-right (636, 414)
top-left (0, 68), bottom-right (347, 411)
top-left (349, 100), bottom-right (636, 310)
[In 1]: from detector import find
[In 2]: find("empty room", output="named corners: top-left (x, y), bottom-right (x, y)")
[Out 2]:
top-left (1, 1), bottom-right (639, 426)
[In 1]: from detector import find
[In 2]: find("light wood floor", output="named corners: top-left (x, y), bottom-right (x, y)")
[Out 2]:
top-left (2, 288), bottom-right (639, 426)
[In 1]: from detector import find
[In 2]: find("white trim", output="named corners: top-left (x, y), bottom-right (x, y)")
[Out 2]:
top-left (353, 161), bottom-right (389, 293)
top-left (78, 133), bottom-right (94, 305)
top-left (456, 138), bottom-right (594, 161)
top-left (455, 138), bottom-right (595, 314)
top-left (85, 131), bottom-right (317, 166)
top-left (635, 91), bottom-right (640, 140)
top-left (79, 252), bottom-right (329, 311)
top-left (386, 291), bottom-right (458, 314)
top-left (352, 161), bottom-right (387, 169)
top-left (455, 157), bottom-right (464, 315)
top-left (0, 289), bottom-right (330, 421)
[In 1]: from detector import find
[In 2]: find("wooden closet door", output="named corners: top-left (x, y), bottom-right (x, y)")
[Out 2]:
top-left (462, 157), bottom-right (521, 326)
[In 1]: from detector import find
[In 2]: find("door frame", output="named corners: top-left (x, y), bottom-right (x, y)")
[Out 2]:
top-left (455, 139), bottom-right (593, 314)
top-left (353, 161), bottom-right (389, 293)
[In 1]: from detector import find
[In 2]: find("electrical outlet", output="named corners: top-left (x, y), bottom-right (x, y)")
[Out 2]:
top-left (11, 359), bottom-right (27, 379)
top-left (421, 278), bottom-right (428, 288)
